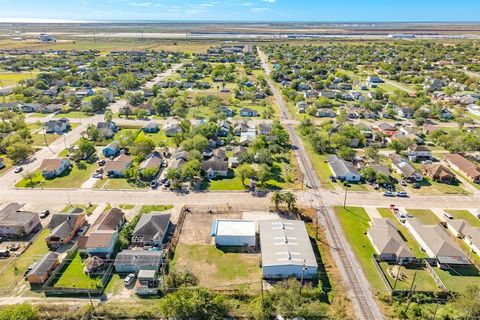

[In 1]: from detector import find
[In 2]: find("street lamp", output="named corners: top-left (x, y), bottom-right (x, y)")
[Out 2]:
top-left (343, 183), bottom-right (351, 208)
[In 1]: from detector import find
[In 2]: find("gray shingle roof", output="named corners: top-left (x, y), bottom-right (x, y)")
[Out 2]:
top-left (327, 155), bottom-right (359, 177)
top-left (28, 252), bottom-right (59, 276)
top-left (367, 218), bottom-right (414, 259)
top-left (48, 211), bottom-right (84, 240)
top-left (132, 212), bottom-right (171, 244)
top-left (114, 250), bottom-right (162, 268)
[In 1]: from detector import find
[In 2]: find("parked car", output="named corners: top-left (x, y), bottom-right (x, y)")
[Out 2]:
top-left (160, 177), bottom-right (168, 184)
top-left (124, 273), bottom-right (135, 286)
top-left (40, 210), bottom-right (50, 218)
top-left (98, 159), bottom-right (106, 166)
top-left (443, 212), bottom-right (453, 220)
top-left (150, 180), bottom-right (158, 189)
top-left (329, 176), bottom-right (337, 183)
top-left (92, 173), bottom-right (103, 179)
top-left (14, 166), bottom-right (23, 173)
top-left (383, 191), bottom-right (395, 197)
top-left (9, 243), bottom-right (20, 251)
top-left (400, 180), bottom-right (407, 186)
top-left (96, 168), bottom-right (104, 174)
top-left (24, 263), bottom-right (37, 277)
top-left (0, 250), bottom-right (10, 258)
top-left (396, 191), bottom-right (408, 197)
top-left (412, 183), bottom-right (420, 189)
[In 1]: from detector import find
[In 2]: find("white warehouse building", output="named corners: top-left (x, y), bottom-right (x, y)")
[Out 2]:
top-left (211, 219), bottom-right (256, 247)
top-left (259, 220), bottom-right (318, 279)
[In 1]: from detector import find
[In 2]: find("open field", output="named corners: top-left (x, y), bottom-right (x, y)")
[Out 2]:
top-left (171, 244), bottom-right (261, 290)
top-left (31, 133), bottom-right (60, 147)
top-left (433, 266), bottom-right (480, 293)
top-left (138, 205), bottom-right (173, 214)
top-left (0, 71), bottom-right (37, 87)
top-left (334, 206), bottom-right (386, 294)
top-left (0, 39), bottom-right (221, 53)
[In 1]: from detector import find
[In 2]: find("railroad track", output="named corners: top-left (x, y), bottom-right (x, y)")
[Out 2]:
top-left (258, 46), bottom-right (382, 319)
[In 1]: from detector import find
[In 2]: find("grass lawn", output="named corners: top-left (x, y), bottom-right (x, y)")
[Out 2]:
top-left (119, 204), bottom-right (135, 210)
top-left (406, 209), bottom-right (440, 225)
top-left (54, 251), bottom-right (102, 289)
top-left (334, 206), bottom-right (387, 294)
top-left (0, 71), bottom-right (36, 86)
top-left (377, 208), bottom-right (427, 258)
top-left (54, 111), bottom-right (94, 119)
top-left (446, 210), bottom-right (480, 227)
top-left (104, 274), bottom-right (125, 296)
top-left (171, 244), bottom-right (261, 289)
top-left (0, 228), bottom-right (50, 289)
top-left (137, 130), bottom-right (176, 148)
top-left (378, 262), bottom-right (440, 292)
top-left (31, 133), bottom-right (59, 147)
top-left (433, 266), bottom-right (480, 293)
top-left (138, 205), bottom-right (173, 214)
top-left (208, 171), bottom-right (246, 191)
top-left (409, 177), bottom-right (470, 195)
top-left (95, 178), bottom-right (148, 190)
top-left (299, 136), bottom-right (334, 190)
top-left (61, 204), bottom-right (98, 215)
top-left (15, 159), bottom-right (97, 189)
top-left (27, 113), bottom-right (50, 118)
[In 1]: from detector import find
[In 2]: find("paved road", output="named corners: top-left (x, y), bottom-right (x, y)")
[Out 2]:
top-left (258, 47), bottom-right (383, 320)
top-left (144, 63), bottom-right (182, 88)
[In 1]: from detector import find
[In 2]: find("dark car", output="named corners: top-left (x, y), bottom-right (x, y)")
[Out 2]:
top-left (412, 183), bottom-right (420, 189)
top-left (40, 210), bottom-right (50, 218)
top-left (98, 159), bottom-right (106, 166)
top-left (150, 180), bottom-right (158, 189)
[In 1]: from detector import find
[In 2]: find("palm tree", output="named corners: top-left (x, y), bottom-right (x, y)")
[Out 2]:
top-left (283, 192), bottom-right (297, 212)
top-left (271, 191), bottom-right (285, 211)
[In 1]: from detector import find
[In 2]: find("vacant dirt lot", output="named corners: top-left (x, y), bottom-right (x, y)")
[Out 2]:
top-left (179, 212), bottom-right (242, 245)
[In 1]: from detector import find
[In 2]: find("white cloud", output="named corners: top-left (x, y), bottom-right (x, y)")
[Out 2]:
top-left (262, 0), bottom-right (276, 3)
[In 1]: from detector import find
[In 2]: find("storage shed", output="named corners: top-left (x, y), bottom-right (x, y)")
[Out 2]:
top-left (211, 219), bottom-right (256, 247)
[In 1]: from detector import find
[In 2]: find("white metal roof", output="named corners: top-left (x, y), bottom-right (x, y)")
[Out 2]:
top-left (215, 219), bottom-right (256, 237)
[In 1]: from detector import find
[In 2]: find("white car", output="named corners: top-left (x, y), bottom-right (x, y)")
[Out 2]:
top-left (124, 273), bottom-right (135, 286)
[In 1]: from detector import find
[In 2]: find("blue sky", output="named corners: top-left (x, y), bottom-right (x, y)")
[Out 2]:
top-left (1, 0), bottom-right (480, 22)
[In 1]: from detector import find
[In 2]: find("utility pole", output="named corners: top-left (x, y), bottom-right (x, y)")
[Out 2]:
top-left (392, 262), bottom-right (402, 294)
top-left (343, 184), bottom-right (349, 208)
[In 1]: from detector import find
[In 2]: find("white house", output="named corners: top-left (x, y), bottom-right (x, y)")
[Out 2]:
top-left (201, 160), bottom-right (228, 178)
top-left (446, 219), bottom-right (480, 255)
top-left (327, 155), bottom-right (361, 182)
top-left (211, 219), bottom-right (256, 247)
top-left (39, 158), bottom-right (71, 178)
top-left (407, 145), bottom-right (432, 162)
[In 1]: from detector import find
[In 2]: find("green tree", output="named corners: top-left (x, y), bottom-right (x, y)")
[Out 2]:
top-left (131, 136), bottom-right (155, 159)
top-left (75, 139), bottom-right (95, 160)
top-left (256, 164), bottom-right (271, 186)
top-left (237, 163), bottom-right (255, 185)
top-left (104, 109), bottom-right (113, 122)
top-left (0, 303), bottom-right (38, 320)
top-left (271, 191), bottom-right (284, 211)
top-left (181, 135), bottom-right (208, 153)
top-left (160, 288), bottom-right (228, 320)
top-left (90, 95), bottom-right (109, 112)
top-left (388, 139), bottom-right (408, 154)
top-left (454, 285), bottom-right (480, 319)
top-left (6, 142), bottom-right (32, 164)
top-left (283, 191), bottom-right (297, 211)
top-left (84, 124), bottom-right (100, 141)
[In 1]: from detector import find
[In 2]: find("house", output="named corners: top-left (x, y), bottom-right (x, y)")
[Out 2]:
top-left (102, 141), bottom-right (120, 158)
top-left (297, 101), bottom-right (308, 113)
top-left (219, 106), bottom-right (233, 117)
top-left (327, 155), bottom-right (361, 182)
top-left (259, 220), bottom-right (318, 279)
top-left (164, 123), bottom-right (182, 137)
top-left (201, 160), bottom-right (229, 178)
top-left (142, 122), bottom-right (159, 133)
top-left (218, 120), bottom-right (231, 137)
top-left (39, 158), bottom-right (70, 178)
top-left (211, 219), bottom-right (256, 247)
top-left (318, 91), bottom-right (335, 99)
top-left (46, 209), bottom-right (86, 249)
top-left (0, 203), bottom-right (41, 238)
top-left (139, 152), bottom-right (163, 178)
top-left (44, 118), bottom-right (69, 133)
top-left (96, 122), bottom-right (116, 139)
top-left (114, 250), bottom-right (163, 273)
top-left (105, 155), bottom-right (133, 177)
top-left (445, 219), bottom-right (480, 255)
top-left (132, 212), bottom-right (172, 247)
top-left (377, 122), bottom-right (397, 136)
top-left (315, 108), bottom-right (336, 118)
top-left (20, 103), bottom-right (41, 113)
top-left (407, 145), bottom-right (432, 162)
top-left (444, 154), bottom-right (480, 183)
top-left (212, 148), bottom-right (227, 160)
top-left (422, 163), bottom-right (456, 184)
top-left (389, 154), bottom-right (423, 182)
top-left (366, 76), bottom-right (384, 83)
top-left (258, 123), bottom-right (273, 138)
top-left (233, 122), bottom-right (248, 136)
top-left (367, 218), bottom-right (414, 263)
top-left (42, 104), bottom-right (63, 113)
top-left (26, 252), bottom-right (60, 284)
top-left (228, 157), bottom-right (239, 168)
top-left (232, 146), bottom-right (247, 158)
top-left (75, 88), bottom-right (94, 98)
top-left (398, 107), bottom-right (415, 119)
top-left (405, 218), bottom-right (471, 268)
top-left (239, 107), bottom-right (258, 117)
top-left (85, 230), bottom-right (118, 259)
